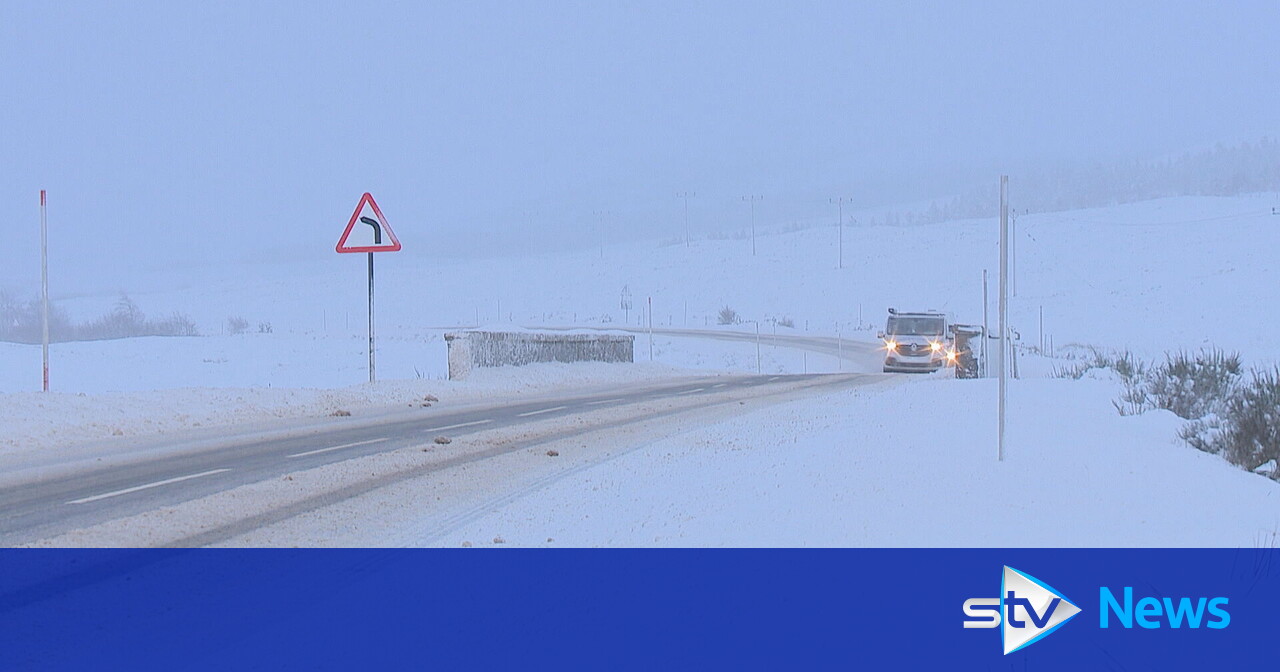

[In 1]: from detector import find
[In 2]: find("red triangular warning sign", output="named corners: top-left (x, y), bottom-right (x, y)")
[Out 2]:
top-left (336, 193), bottom-right (402, 253)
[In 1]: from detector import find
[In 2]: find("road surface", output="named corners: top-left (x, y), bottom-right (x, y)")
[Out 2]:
top-left (3, 366), bottom-right (887, 547)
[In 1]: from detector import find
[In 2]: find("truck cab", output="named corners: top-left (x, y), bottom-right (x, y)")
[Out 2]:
top-left (878, 309), bottom-right (952, 373)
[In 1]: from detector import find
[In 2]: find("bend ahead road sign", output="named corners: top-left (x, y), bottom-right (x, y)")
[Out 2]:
top-left (336, 192), bottom-right (401, 253)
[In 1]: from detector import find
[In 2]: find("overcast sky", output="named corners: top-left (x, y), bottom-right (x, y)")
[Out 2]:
top-left (2, 1), bottom-right (1276, 291)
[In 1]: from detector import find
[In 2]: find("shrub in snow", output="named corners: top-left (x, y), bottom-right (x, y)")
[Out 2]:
top-left (776, 316), bottom-right (794, 329)
top-left (1053, 348), bottom-right (1138, 381)
top-left (1051, 348), bottom-right (1148, 415)
top-left (1179, 416), bottom-right (1224, 455)
top-left (1216, 368), bottom-right (1280, 480)
top-left (227, 316), bottom-right (250, 335)
top-left (1088, 349), bottom-right (1280, 478)
top-left (60, 294), bottom-right (199, 341)
top-left (153, 312), bottom-right (199, 337)
top-left (717, 306), bottom-right (739, 325)
top-left (1146, 349), bottom-right (1242, 420)
top-left (258, 321), bottom-right (273, 334)
top-left (0, 289), bottom-right (73, 343)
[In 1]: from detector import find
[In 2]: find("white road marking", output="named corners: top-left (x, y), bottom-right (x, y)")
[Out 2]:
top-left (424, 419), bottom-right (493, 432)
top-left (768, 377), bottom-right (782, 382)
top-left (585, 398), bottom-right (625, 406)
top-left (288, 437), bottom-right (389, 458)
top-left (711, 383), bottom-right (727, 389)
top-left (67, 469), bottom-right (232, 505)
top-left (676, 387), bottom-right (706, 395)
top-left (517, 406), bottom-right (568, 417)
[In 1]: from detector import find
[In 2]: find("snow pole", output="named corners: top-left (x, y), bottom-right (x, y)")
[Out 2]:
top-left (40, 190), bottom-right (49, 392)
top-left (998, 176), bottom-right (1008, 462)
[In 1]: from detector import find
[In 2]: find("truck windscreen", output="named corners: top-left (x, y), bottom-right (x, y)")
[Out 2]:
top-left (887, 317), bottom-right (944, 336)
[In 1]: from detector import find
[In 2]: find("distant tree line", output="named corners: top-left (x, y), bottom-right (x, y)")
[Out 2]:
top-left (861, 137), bottom-right (1280, 229)
top-left (0, 292), bottom-right (197, 343)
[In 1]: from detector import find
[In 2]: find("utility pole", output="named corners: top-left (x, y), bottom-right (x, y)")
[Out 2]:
top-left (830, 197), bottom-right (848, 269)
top-left (742, 195), bottom-right (762, 256)
top-left (677, 191), bottom-right (695, 248)
top-left (593, 210), bottom-right (609, 259)
top-left (40, 190), bottom-right (49, 392)
top-left (998, 176), bottom-right (1009, 462)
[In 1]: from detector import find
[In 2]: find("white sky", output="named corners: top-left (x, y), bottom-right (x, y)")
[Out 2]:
top-left (1, 1), bottom-right (1276, 291)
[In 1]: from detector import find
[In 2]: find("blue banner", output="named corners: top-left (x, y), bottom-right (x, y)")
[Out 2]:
top-left (2, 549), bottom-right (1276, 670)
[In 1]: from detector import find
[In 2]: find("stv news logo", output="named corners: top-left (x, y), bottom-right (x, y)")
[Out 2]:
top-left (962, 566), bottom-right (1081, 655)
top-left (962, 566), bottom-right (1232, 655)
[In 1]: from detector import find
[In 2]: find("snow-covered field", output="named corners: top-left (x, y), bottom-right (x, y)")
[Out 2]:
top-left (432, 375), bottom-right (1280, 548)
top-left (4, 193), bottom-right (1280, 546)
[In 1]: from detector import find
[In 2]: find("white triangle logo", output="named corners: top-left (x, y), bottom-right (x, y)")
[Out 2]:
top-left (1001, 566), bottom-right (1081, 655)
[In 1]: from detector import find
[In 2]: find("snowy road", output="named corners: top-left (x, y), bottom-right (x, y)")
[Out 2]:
top-left (5, 370), bottom-right (884, 547)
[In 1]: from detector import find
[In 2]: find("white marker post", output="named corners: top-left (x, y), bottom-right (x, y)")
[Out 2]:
top-left (998, 176), bottom-right (1009, 462)
top-left (40, 190), bottom-right (49, 392)
top-left (755, 321), bottom-right (761, 373)
top-left (837, 323), bottom-right (843, 371)
top-left (335, 193), bottom-right (402, 384)
top-left (647, 297), bottom-right (654, 362)
top-left (982, 269), bottom-right (989, 378)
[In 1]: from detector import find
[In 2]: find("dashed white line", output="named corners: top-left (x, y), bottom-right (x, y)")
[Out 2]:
top-left (424, 419), bottom-right (493, 432)
top-left (67, 469), bottom-right (232, 505)
top-left (711, 383), bottom-right (727, 389)
top-left (768, 377), bottom-right (782, 382)
top-left (676, 387), bottom-right (706, 395)
top-left (288, 437), bottom-right (389, 458)
top-left (517, 406), bottom-right (568, 417)
top-left (585, 398), bottom-right (625, 406)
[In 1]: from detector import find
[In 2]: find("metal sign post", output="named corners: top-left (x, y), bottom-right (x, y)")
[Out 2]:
top-left (336, 193), bottom-right (401, 384)
top-left (367, 252), bottom-right (375, 382)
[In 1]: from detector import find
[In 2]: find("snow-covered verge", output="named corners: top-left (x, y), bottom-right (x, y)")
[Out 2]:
top-left (428, 374), bottom-right (1280, 547)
